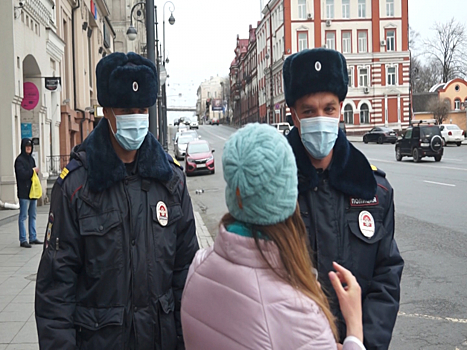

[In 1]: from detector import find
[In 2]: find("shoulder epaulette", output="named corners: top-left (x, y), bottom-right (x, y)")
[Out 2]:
top-left (166, 153), bottom-right (182, 169)
top-left (56, 159), bottom-right (82, 186)
top-left (371, 164), bottom-right (386, 178)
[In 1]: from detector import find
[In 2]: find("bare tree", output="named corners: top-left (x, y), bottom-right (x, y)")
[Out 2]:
top-left (424, 18), bottom-right (467, 82)
top-left (411, 57), bottom-right (442, 93)
top-left (429, 99), bottom-right (450, 125)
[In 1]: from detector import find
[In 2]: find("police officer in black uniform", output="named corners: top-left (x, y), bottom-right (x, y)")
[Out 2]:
top-left (284, 48), bottom-right (404, 350)
top-left (35, 52), bottom-right (198, 350)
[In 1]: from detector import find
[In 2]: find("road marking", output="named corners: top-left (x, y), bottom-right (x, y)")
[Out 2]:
top-left (368, 158), bottom-right (467, 172)
top-left (442, 158), bottom-right (462, 162)
top-left (201, 127), bottom-right (228, 141)
top-left (398, 311), bottom-right (467, 324)
top-left (423, 180), bottom-right (456, 187)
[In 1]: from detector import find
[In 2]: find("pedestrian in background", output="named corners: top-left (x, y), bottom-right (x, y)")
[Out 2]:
top-left (35, 52), bottom-right (198, 350)
top-left (284, 48), bottom-right (404, 349)
top-left (14, 138), bottom-right (42, 248)
top-left (181, 123), bottom-right (365, 350)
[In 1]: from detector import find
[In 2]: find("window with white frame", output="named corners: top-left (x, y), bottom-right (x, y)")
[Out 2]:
top-left (386, 30), bottom-right (395, 51)
top-left (358, 0), bottom-right (366, 18)
top-left (342, 0), bottom-right (350, 19)
top-left (298, 32), bottom-right (308, 51)
top-left (359, 67), bottom-right (368, 87)
top-left (298, 0), bottom-right (306, 20)
top-left (344, 104), bottom-right (354, 124)
top-left (358, 31), bottom-right (367, 53)
top-left (326, 32), bottom-right (336, 50)
top-left (360, 103), bottom-right (370, 124)
top-left (455, 99), bottom-right (461, 110)
top-left (387, 66), bottom-right (396, 85)
top-left (326, 0), bottom-right (334, 19)
top-left (342, 32), bottom-right (351, 53)
top-left (348, 66), bottom-right (354, 87)
top-left (386, 0), bottom-right (394, 16)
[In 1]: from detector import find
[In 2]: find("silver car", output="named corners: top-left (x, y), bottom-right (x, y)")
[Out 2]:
top-left (175, 134), bottom-right (198, 160)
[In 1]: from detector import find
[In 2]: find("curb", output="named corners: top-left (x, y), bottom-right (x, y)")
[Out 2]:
top-left (0, 212), bottom-right (19, 227)
top-left (194, 211), bottom-right (214, 249)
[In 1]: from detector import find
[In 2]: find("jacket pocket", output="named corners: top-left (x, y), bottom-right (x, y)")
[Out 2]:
top-left (151, 204), bottom-right (183, 261)
top-left (74, 306), bottom-right (124, 350)
top-left (347, 216), bottom-right (386, 291)
top-left (79, 209), bottom-right (123, 276)
top-left (155, 289), bottom-right (176, 350)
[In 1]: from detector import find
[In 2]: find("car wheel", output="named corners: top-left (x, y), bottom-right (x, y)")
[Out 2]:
top-left (211, 168), bottom-right (215, 175)
top-left (363, 136), bottom-right (368, 144)
top-left (457, 142), bottom-right (462, 147)
top-left (412, 148), bottom-right (420, 163)
top-left (434, 155), bottom-right (442, 162)
top-left (395, 147), bottom-right (402, 161)
top-left (391, 140), bottom-right (396, 144)
top-left (377, 136), bottom-right (383, 144)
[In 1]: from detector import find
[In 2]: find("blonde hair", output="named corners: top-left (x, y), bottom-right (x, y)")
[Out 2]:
top-left (221, 205), bottom-right (338, 340)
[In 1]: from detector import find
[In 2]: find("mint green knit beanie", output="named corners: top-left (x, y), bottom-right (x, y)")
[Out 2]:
top-left (222, 123), bottom-right (298, 226)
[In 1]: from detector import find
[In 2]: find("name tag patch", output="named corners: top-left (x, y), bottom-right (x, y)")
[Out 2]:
top-left (350, 196), bottom-right (379, 207)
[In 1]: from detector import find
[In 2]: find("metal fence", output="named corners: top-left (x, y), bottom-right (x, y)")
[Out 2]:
top-left (46, 155), bottom-right (70, 176)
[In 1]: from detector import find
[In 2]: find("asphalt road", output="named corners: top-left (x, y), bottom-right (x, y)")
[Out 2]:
top-left (169, 125), bottom-right (467, 350)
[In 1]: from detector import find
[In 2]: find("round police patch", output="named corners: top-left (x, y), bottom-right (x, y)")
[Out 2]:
top-left (358, 211), bottom-right (375, 238)
top-left (156, 201), bottom-right (168, 227)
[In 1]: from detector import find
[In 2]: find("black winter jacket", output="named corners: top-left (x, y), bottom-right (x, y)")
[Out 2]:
top-left (14, 138), bottom-right (36, 199)
top-left (35, 119), bottom-right (199, 350)
top-left (288, 127), bottom-right (404, 350)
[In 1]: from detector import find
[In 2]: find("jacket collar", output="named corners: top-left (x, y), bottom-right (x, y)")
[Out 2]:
top-left (76, 118), bottom-right (173, 193)
top-left (214, 225), bottom-right (283, 269)
top-left (287, 126), bottom-right (377, 200)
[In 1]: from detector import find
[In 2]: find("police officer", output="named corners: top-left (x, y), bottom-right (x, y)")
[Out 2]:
top-left (284, 48), bottom-right (404, 350)
top-left (35, 52), bottom-right (199, 350)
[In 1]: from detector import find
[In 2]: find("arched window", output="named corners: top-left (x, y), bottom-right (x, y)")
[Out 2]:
top-left (344, 104), bottom-right (354, 125)
top-left (360, 103), bottom-right (370, 124)
top-left (454, 98), bottom-right (461, 110)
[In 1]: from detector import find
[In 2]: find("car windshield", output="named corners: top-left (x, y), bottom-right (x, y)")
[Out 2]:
top-left (188, 143), bottom-right (210, 154)
top-left (279, 125), bottom-right (289, 130)
top-left (420, 126), bottom-right (441, 137)
top-left (446, 125), bottom-right (460, 130)
top-left (179, 135), bottom-right (194, 144)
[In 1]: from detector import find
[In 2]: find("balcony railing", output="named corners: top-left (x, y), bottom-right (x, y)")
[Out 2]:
top-left (46, 155), bottom-right (70, 176)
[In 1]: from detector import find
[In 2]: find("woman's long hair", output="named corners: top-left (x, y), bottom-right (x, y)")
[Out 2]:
top-left (221, 205), bottom-right (338, 340)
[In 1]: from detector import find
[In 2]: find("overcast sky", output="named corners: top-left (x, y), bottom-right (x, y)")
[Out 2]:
top-left (162, 0), bottom-right (464, 121)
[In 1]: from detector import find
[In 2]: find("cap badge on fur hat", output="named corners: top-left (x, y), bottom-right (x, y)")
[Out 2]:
top-left (133, 81), bottom-right (139, 92)
top-left (315, 61), bottom-right (322, 71)
top-left (222, 123), bottom-right (298, 226)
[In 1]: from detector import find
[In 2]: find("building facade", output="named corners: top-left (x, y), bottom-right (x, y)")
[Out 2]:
top-left (0, 0), bottom-right (115, 205)
top-left (254, 0), bottom-right (410, 131)
top-left (196, 75), bottom-right (227, 123)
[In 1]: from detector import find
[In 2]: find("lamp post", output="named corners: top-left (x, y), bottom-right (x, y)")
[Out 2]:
top-left (161, 1), bottom-right (175, 152)
top-left (126, 1), bottom-right (158, 137)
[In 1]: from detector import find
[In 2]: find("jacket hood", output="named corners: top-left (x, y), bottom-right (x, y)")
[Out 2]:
top-left (287, 126), bottom-right (377, 200)
top-left (73, 118), bottom-right (173, 192)
top-left (20, 138), bottom-right (33, 156)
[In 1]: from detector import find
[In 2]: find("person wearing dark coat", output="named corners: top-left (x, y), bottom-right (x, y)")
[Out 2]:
top-left (14, 138), bottom-right (42, 248)
top-left (283, 48), bottom-right (404, 350)
top-left (35, 52), bottom-right (199, 350)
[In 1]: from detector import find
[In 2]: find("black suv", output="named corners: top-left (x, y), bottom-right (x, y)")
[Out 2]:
top-left (395, 123), bottom-right (444, 162)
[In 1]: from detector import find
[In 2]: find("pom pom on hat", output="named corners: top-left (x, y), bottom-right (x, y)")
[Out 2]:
top-left (283, 48), bottom-right (349, 107)
top-left (222, 123), bottom-right (298, 226)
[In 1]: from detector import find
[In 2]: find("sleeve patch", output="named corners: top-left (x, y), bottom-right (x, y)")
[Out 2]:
top-left (56, 159), bottom-right (82, 186)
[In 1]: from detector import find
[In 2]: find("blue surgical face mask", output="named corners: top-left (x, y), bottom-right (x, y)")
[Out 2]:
top-left (109, 109), bottom-right (149, 151)
top-left (299, 115), bottom-right (339, 159)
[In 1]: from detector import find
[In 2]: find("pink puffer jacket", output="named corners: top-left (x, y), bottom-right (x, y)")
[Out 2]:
top-left (181, 225), bottom-right (363, 350)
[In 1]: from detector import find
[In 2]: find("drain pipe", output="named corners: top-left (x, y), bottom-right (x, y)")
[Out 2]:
top-left (72, 0), bottom-right (80, 113)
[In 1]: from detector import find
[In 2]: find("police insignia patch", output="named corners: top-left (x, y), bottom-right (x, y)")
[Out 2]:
top-left (156, 201), bottom-right (168, 226)
top-left (45, 213), bottom-right (54, 248)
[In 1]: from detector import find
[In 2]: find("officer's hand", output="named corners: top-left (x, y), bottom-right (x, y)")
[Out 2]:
top-left (328, 262), bottom-right (363, 343)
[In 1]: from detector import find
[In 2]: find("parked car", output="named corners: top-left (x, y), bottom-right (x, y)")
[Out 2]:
top-left (185, 140), bottom-right (215, 176)
top-left (271, 122), bottom-right (291, 136)
top-left (190, 119), bottom-right (199, 129)
top-left (395, 122), bottom-right (444, 162)
top-left (363, 127), bottom-right (397, 144)
top-left (440, 124), bottom-right (465, 146)
top-left (175, 133), bottom-right (198, 160)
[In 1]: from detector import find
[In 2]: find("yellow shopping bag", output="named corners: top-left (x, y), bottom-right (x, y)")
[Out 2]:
top-left (29, 171), bottom-right (42, 199)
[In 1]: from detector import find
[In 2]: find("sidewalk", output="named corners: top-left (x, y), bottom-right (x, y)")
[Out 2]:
top-left (0, 204), bottom-right (212, 349)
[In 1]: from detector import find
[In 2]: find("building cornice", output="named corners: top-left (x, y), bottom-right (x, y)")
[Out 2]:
top-left (95, 0), bottom-right (110, 18)
top-left (46, 28), bottom-right (66, 62)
